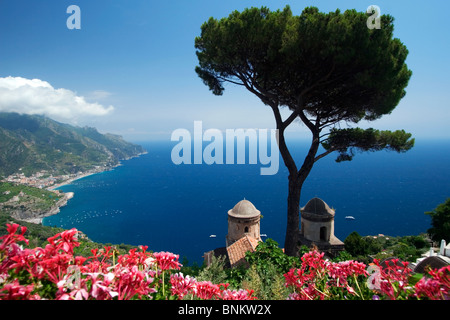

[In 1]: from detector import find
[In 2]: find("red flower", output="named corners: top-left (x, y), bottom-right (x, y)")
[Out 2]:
top-left (170, 272), bottom-right (197, 299)
top-left (152, 251), bottom-right (182, 271)
top-left (221, 288), bottom-right (257, 300)
top-left (47, 228), bottom-right (80, 254)
top-left (0, 224), bottom-right (28, 251)
top-left (0, 279), bottom-right (38, 300)
top-left (415, 265), bottom-right (450, 300)
top-left (195, 281), bottom-right (221, 300)
top-left (371, 258), bottom-right (413, 300)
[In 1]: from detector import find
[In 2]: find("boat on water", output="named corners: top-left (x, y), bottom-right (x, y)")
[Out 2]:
top-left (345, 216), bottom-right (356, 220)
top-left (209, 235), bottom-right (216, 238)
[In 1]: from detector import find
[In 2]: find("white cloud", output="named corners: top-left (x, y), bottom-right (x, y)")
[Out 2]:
top-left (86, 90), bottom-right (113, 101)
top-left (0, 76), bottom-right (114, 122)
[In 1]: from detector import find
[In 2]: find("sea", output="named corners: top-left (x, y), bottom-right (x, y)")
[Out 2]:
top-left (43, 138), bottom-right (450, 265)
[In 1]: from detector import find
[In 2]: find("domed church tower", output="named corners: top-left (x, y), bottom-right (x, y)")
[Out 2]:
top-left (299, 197), bottom-right (344, 257)
top-left (204, 199), bottom-right (263, 268)
top-left (226, 199), bottom-right (261, 246)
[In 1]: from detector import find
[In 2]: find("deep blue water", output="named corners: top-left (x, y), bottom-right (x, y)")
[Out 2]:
top-left (43, 139), bottom-right (450, 264)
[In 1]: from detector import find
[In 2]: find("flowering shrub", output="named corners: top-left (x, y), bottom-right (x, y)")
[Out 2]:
top-left (0, 223), bottom-right (255, 300)
top-left (284, 250), bottom-right (369, 300)
top-left (1, 223), bottom-right (449, 300)
top-left (284, 250), bottom-right (450, 300)
top-left (414, 264), bottom-right (450, 300)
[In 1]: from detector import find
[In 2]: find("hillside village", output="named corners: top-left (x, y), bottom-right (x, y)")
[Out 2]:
top-left (2, 166), bottom-right (107, 190)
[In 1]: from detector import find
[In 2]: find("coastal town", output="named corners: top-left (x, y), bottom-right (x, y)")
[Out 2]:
top-left (0, 167), bottom-right (109, 224)
top-left (1, 166), bottom-right (107, 191)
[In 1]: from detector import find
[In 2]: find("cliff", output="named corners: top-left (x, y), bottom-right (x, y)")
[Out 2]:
top-left (0, 182), bottom-right (73, 224)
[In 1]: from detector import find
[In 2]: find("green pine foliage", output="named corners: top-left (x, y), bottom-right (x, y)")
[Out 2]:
top-left (426, 198), bottom-right (450, 243)
top-left (195, 5), bottom-right (414, 257)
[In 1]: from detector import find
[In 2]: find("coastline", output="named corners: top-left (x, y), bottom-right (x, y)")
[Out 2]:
top-left (40, 151), bottom-right (148, 223)
top-left (25, 192), bottom-right (74, 224)
top-left (48, 151), bottom-right (148, 191)
top-left (38, 167), bottom-right (115, 224)
top-left (47, 170), bottom-right (104, 191)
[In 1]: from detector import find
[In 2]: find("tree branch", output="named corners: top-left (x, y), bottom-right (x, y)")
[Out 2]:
top-left (299, 63), bottom-right (336, 97)
top-left (282, 109), bottom-right (300, 130)
top-left (217, 76), bottom-right (245, 87)
top-left (314, 147), bottom-right (336, 163)
top-left (270, 105), bottom-right (298, 176)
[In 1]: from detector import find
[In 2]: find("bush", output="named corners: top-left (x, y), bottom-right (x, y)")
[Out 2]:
top-left (245, 238), bottom-right (300, 274)
top-left (426, 198), bottom-right (450, 243)
top-left (1, 223), bottom-right (449, 300)
top-left (0, 223), bottom-right (256, 300)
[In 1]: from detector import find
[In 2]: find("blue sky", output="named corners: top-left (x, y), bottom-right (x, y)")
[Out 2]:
top-left (0, 0), bottom-right (449, 141)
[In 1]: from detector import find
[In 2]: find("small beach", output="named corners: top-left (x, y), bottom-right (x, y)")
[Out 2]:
top-left (48, 170), bottom-right (104, 191)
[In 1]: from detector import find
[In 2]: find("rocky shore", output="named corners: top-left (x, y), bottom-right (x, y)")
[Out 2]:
top-left (0, 190), bottom-right (74, 225)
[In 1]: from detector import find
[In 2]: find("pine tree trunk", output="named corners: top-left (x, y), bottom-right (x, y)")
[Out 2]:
top-left (284, 175), bottom-right (302, 256)
top-left (283, 135), bottom-right (320, 257)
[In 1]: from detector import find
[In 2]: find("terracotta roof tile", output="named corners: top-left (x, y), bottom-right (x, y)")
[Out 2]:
top-left (226, 235), bottom-right (260, 268)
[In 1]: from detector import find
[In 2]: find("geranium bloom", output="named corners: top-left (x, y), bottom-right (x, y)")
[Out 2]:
top-left (415, 265), bottom-right (450, 300)
top-left (328, 260), bottom-right (368, 288)
top-left (152, 252), bottom-right (182, 271)
top-left (170, 272), bottom-right (197, 299)
top-left (113, 265), bottom-right (156, 300)
top-left (85, 272), bottom-right (118, 300)
top-left (221, 289), bottom-right (256, 300)
top-left (0, 279), bottom-right (37, 300)
top-left (371, 258), bottom-right (413, 300)
top-left (0, 224), bottom-right (28, 250)
top-left (1, 223), bottom-right (258, 300)
top-left (57, 284), bottom-right (89, 300)
top-left (195, 281), bottom-right (221, 300)
top-left (47, 228), bottom-right (79, 254)
top-left (367, 265), bottom-right (381, 290)
top-left (284, 251), bottom-right (369, 299)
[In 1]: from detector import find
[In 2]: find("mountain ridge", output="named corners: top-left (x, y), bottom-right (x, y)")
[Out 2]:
top-left (0, 112), bottom-right (146, 177)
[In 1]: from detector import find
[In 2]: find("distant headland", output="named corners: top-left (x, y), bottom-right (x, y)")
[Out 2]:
top-left (0, 112), bottom-right (146, 178)
top-left (0, 111), bottom-right (146, 224)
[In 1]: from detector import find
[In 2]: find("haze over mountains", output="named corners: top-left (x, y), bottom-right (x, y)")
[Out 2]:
top-left (0, 112), bottom-right (145, 177)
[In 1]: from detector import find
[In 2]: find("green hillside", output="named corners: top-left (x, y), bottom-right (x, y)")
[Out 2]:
top-left (0, 112), bottom-right (145, 177)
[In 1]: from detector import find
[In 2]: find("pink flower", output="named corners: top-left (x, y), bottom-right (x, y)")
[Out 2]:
top-left (221, 289), bottom-right (256, 300)
top-left (414, 277), bottom-right (444, 300)
top-left (195, 281), bottom-right (221, 300)
top-left (86, 272), bottom-right (118, 300)
top-left (371, 258), bottom-right (413, 300)
top-left (0, 279), bottom-right (37, 300)
top-left (58, 287), bottom-right (89, 300)
top-left (284, 251), bottom-right (369, 299)
top-left (170, 272), bottom-right (197, 299)
top-left (0, 224), bottom-right (28, 251)
top-left (366, 265), bottom-right (381, 290)
top-left (1, 223), bottom-right (257, 300)
top-left (415, 265), bottom-right (450, 300)
top-left (47, 228), bottom-right (80, 254)
top-left (113, 265), bottom-right (156, 300)
top-left (152, 252), bottom-right (182, 271)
